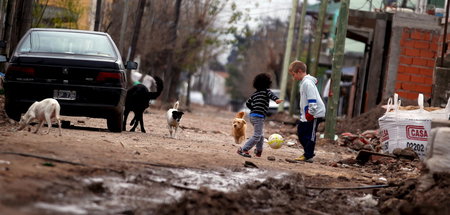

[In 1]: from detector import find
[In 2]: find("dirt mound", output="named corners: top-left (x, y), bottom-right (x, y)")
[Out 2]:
top-left (155, 174), bottom-right (377, 215)
top-left (378, 173), bottom-right (450, 215)
top-left (336, 106), bottom-right (385, 134)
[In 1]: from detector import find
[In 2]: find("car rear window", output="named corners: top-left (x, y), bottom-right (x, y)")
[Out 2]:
top-left (17, 31), bottom-right (117, 58)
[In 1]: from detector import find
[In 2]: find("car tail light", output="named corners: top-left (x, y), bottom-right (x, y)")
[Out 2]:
top-left (96, 72), bottom-right (123, 85)
top-left (6, 66), bottom-right (35, 81)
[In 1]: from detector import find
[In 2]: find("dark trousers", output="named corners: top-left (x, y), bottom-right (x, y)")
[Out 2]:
top-left (297, 118), bottom-right (322, 159)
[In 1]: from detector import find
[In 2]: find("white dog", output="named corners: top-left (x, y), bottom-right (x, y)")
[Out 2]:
top-left (166, 101), bottom-right (184, 139)
top-left (18, 98), bottom-right (62, 136)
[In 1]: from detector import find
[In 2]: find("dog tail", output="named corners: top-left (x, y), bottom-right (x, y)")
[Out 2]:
top-left (173, 101), bottom-right (179, 109)
top-left (148, 76), bottom-right (164, 100)
top-left (236, 111), bottom-right (245, 119)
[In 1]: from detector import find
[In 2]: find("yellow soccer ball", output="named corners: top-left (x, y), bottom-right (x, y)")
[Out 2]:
top-left (267, 133), bottom-right (284, 149)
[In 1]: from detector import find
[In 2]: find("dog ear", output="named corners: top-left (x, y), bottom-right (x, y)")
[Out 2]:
top-left (243, 120), bottom-right (246, 124)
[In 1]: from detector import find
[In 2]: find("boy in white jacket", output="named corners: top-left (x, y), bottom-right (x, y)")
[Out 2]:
top-left (288, 60), bottom-right (326, 162)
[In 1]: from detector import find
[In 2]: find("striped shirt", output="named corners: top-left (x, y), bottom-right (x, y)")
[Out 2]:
top-left (246, 89), bottom-right (279, 117)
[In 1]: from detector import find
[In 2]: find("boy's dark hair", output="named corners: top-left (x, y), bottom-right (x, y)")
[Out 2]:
top-left (253, 73), bottom-right (272, 90)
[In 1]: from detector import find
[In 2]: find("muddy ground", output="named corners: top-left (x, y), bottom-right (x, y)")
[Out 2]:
top-left (0, 95), bottom-right (448, 215)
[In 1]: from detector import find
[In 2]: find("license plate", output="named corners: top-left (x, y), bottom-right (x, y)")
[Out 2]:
top-left (53, 90), bottom-right (76, 100)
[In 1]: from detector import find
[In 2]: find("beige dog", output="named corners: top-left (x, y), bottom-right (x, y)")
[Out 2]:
top-left (18, 98), bottom-right (62, 136)
top-left (231, 111), bottom-right (247, 144)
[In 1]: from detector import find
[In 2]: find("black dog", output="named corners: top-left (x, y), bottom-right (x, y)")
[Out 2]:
top-left (123, 76), bottom-right (163, 132)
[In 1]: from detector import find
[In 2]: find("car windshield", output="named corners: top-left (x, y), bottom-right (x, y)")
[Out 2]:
top-left (17, 31), bottom-right (117, 58)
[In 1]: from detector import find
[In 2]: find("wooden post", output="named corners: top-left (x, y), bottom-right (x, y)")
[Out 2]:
top-left (163, 0), bottom-right (182, 104)
top-left (324, 0), bottom-right (350, 140)
top-left (126, 0), bottom-right (146, 87)
top-left (289, 0), bottom-right (308, 116)
top-left (309, 0), bottom-right (328, 77)
top-left (119, 0), bottom-right (129, 55)
top-left (94, 0), bottom-right (102, 31)
top-left (278, 0), bottom-right (298, 112)
top-left (2, 0), bottom-right (16, 57)
top-left (441, 0), bottom-right (450, 66)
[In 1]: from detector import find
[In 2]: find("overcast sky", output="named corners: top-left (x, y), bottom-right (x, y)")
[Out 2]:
top-left (216, 0), bottom-right (298, 63)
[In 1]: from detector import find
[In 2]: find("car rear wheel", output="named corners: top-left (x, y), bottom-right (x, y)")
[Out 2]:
top-left (4, 100), bottom-right (21, 121)
top-left (107, 110), bottom-right (123, 132)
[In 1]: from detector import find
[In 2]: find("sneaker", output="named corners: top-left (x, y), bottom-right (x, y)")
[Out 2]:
top-left (294, 155), bottom-right (314, 163)
top-left (254, 149), bottom-right (262, 157)
top-left (237, 147), bottom-right (251, 158)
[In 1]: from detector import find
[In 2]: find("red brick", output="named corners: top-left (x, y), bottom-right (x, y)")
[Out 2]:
top-left (412, 58), bottom-right (428, 66)
top-left (395, 82), bottom-right (402, 89)
top-left (409, 66), bottom-right (421, 75)
top-left (432, 35), bottom-right (440, 43)
top-left (397, 91), bottom-right (417, 100)
top-left (430, 43), bottom-right (439, 51)
top-left (414, 41), bottom-right (430, 49)
top-left (397, 91), bottom-right (407, 97)
top-left (420, 50), bottom-right (435, 58)
top-left (404, 48), bottom-right (421, 57)
top-left (427, 59), bottom-right (436, 67)
top-left (397, 73), bottom-right (410, 82)
top-left (417, 85), bottom-right (432, 93)
top-left (423, 76), bottom-right (433, 85)
top-left (401, 39), bottom-right (415, 48)
top-left (402, 31), bottom-right (410, 40)
top-left (399, 56), bottom-right (413, 64)
top-left (398, 65), bottom-right (408, 73)
top-left (410, 75), bottom-right (424, 83)
top-left (402, 82), bottom-right (417, 91)
top-left (411, 31), bottom-right (424, 40)
top-left (423, 32), bottom-right (431, 41)
top-left (420, 68), bottom-right (434, 75)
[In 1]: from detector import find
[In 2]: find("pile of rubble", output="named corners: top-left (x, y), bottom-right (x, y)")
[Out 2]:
top-left (336, 130), bottom-right (382, 152)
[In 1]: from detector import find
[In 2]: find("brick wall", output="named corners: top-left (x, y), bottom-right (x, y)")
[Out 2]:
top-left (395, 28), bottom-right (438, 100)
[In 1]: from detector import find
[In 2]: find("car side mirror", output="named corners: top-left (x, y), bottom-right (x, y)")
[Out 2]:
top-left (125, 61), bottom-right (138, 70)
top-left (0, 55), bottom-right (7, 63)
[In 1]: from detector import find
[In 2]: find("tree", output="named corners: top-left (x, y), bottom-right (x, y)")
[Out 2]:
top-left (226, 18), bottom-right (288, 101)
top-left (103, 0), bottom-right (231, 107)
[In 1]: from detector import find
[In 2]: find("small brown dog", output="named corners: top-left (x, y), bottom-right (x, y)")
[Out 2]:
top-left (231, 111), bottom-right (247, 144)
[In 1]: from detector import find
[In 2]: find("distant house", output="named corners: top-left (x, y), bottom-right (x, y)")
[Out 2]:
top-left (190, 69), bottom-right (230, 107)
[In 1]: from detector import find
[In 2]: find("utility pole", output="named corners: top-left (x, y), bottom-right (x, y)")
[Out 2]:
top-left (94, 0), bottom-right (102, 31)
top-left (119, 0), bottom-right (129, 55)
top-left (126, 0), bottom-right (146, 87)
top-left (278, 0), bottom-right (298, 112)
top-left (324, 0), bottom-right (349, 140)
top-left (309, 0), bottom-right (328, 77)
top-left (2, 0), bottom-right (16, 57)
top-left (289, 0), bottom-right (308, 116)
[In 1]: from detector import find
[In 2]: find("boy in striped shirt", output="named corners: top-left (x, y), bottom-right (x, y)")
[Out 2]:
top-left (237, 73), bottom-right (283, 158)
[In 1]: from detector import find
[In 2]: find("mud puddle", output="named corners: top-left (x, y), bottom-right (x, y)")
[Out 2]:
top-left (29, 167), bottom-right (289, 214)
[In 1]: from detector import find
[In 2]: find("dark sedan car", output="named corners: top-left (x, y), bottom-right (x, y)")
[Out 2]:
top-left (1, 28), bottom-right (137, 132)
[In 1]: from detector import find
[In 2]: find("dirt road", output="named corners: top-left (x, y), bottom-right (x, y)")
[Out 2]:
top-left (0, 98), bottom-right (430, 214)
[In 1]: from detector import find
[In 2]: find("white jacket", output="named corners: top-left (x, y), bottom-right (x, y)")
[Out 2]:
top-left (299, 75), bottom-right (326, 122)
